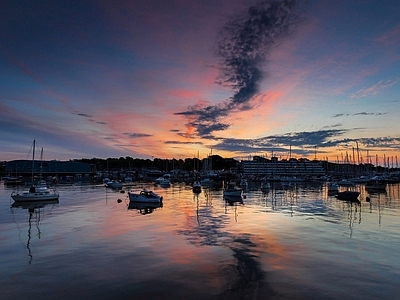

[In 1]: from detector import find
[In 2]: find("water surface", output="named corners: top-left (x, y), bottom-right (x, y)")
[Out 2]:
top-left (1, 181), bottom-right (399, 299)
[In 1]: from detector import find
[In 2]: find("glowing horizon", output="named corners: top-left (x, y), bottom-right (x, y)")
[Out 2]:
top-left (1, 0), bottom-right (399, 163)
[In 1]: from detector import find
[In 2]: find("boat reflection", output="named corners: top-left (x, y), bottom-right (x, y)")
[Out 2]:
top-left (127, 200), bottom-right (163, 215)
top-left (11, 199), bottom-right (59, 264)
top-left (11, 199), bottom-right (59, 210)
top-left (224, 195), bottom-right (244, 206)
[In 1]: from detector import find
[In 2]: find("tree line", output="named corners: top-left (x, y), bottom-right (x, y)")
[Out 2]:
top-left (74, 155), bottom-right (239, 172)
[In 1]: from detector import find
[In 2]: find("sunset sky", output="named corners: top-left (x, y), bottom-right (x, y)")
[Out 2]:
top-left (1, 0), bottom-right (400, 165)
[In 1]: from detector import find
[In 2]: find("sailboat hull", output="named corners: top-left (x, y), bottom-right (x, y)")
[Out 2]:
top-left (11, 190), bottom-right (59, 202)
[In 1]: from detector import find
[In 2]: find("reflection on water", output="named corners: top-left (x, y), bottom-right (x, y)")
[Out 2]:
top-left (10, 200), bottom-right (59, 264)
top-left (127, 200), bottom-right (163, 215)
top-left (1, 181), bottom-right (400, 299)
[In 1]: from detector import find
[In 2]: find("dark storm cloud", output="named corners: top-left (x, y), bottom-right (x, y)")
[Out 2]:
top-left (176, 0), bottom-right (301, 137)
top-left (124, 132), bottom-right (152, 138)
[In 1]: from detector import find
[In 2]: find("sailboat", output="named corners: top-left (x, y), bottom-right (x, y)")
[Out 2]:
top-left (11, 140), bottom-right (60, 202)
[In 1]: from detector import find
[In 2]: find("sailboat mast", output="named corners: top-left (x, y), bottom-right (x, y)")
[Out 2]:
top-left (32, 140), bottom-right (36, 185)
top-left (40, 147), bottom-right (43, 180)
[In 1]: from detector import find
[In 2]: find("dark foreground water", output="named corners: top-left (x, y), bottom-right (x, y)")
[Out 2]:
top-left (1, 180), bottom-right (400, 300)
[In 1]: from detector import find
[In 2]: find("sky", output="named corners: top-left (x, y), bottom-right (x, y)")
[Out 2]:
top-left (1, 0), bottom-right (400, 165)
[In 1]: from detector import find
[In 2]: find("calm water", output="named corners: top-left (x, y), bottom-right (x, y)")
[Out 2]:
top-left (1, 180), bottom-right (400, 300)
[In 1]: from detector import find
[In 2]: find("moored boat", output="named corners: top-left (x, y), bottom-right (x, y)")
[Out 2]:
top-left (350, 176), bottom-right (371, 184)
top-left (327, 182), bottom-right (339, 193)
top-left (223, 182), bottom-right (243, 197)
top-left (11, 140), bottom-right (59, 202)
top-left (192, 181), bottom-right (201, 193)
top-left (159, 178), bottom-right (171, 188)
top-left (335, 191), bottom-right (360, 201)
top-left (261, 180), bottom-right (270, 191)
top-left (127, 189), bottom-right (163, 203)
top-left (337, 179), bottom-right (355, 187)
top-left (200, 177), bottom-right (213, 186)
top-left (11, 185), bottom-right (59, 202)
top-left (365, 181), bottom-right (386, 192)
top-left (106, 180), bottom-right (123, 189)
top-left (4, 177), bottom-right (26, 186)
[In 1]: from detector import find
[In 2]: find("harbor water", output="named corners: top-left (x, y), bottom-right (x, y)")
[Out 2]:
top-left (1, 180), bottom-right (400, 299)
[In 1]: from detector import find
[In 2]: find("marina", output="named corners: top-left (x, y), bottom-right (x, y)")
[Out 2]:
top-left (2, 1), bottom-right (400, 299)
top-left (1, 178), bottom-right (400, 299)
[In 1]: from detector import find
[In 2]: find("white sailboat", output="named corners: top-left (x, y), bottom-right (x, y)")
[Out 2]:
top-left (11, 140), bottom-right (59, 202)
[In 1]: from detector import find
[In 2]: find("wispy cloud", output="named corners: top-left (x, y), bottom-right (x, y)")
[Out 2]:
top-left (164, 141), bottom-right (203, 145)
top-left (333, 112), bottom-right (387, 118)
top-left (77, 113), bottom-right (93, 118)
top-left (350, 77), bottom-right (399, 98)
top-left (124, 132), bottom-right (152, 138)
top-left (176, 0), bottom-right (301, 137)
top-left (353, 112), bottom-right (387, 116)
top-left (375, 24), bottom-right (400, 48)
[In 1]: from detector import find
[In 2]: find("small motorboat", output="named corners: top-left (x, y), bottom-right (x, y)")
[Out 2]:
top-left (335, 191), bottom-right (360, 201)
top-left (127, 189), bottom-right (163, 203)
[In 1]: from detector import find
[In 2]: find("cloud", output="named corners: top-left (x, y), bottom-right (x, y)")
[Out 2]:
top-left (358, 137), bottom-right (400, 149)
top-left (77, 113), bottom-right (93, 118)
top-left (213, 129), bottom-right (347, 153)
top-left (332, 112), bottom-right (387, 118)
top-left (211, 128), bottom-right (400, 157)
top-left (375, 24), bottom-right (400, 48)
top-left (353, 112), bottom-right (387, 116)
top-left (350, 77), bottom-right (399, 98)
top-left (124, 132), bottom-right (152, 138)
top-left (164, 141), bottom-right (203, 145)
top-left (176, 0), bottom-right (301, 137)
top-left (332, 113), bottom-right (344, 118)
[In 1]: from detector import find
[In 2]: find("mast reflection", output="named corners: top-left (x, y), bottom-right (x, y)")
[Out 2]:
top-left (11, 200), bottom-right (59, 264)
